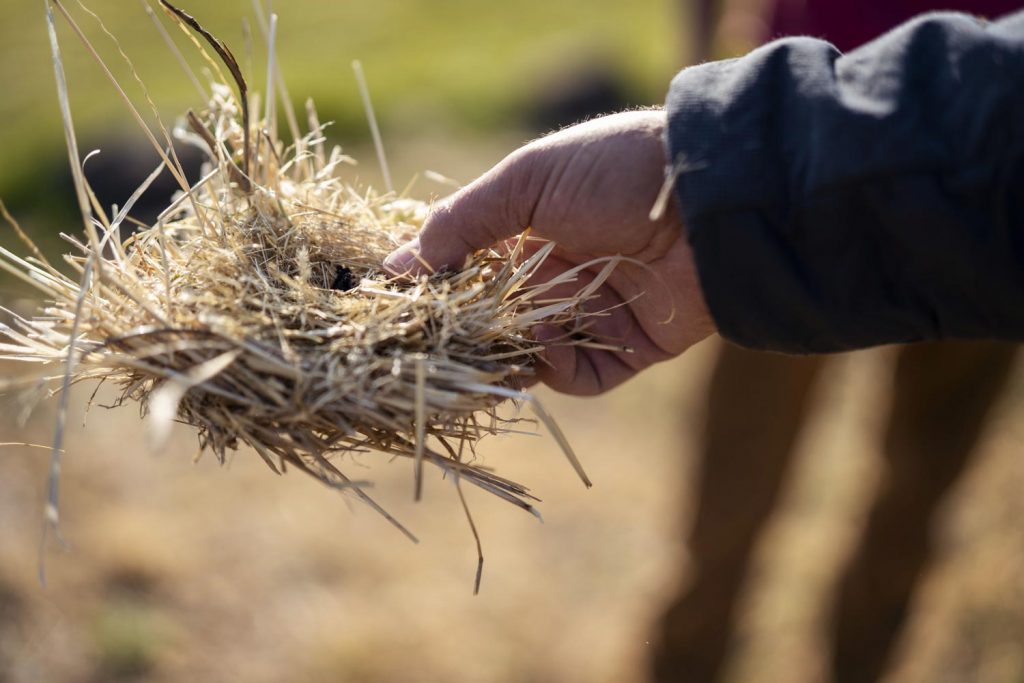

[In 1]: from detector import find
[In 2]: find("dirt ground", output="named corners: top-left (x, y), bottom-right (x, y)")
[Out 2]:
top-left (1, 333), bottom-right (1023, 683)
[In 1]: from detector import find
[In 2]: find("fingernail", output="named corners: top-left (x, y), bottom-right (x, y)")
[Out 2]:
top-left (384, 237), bottom-right (420, 274)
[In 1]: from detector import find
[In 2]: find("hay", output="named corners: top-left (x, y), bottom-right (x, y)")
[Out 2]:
top-left (1, 1), bottom-right (624, 587)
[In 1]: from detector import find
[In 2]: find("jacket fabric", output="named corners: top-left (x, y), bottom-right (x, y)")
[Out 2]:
top-left (666, 10), bottom-right (1024, 353)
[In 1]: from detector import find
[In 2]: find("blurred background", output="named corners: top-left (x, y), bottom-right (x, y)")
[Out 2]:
top-left (2, 1), bottom-right (1024, 682)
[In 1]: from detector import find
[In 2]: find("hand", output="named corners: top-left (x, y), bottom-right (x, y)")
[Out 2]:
top-left (384, 110), bottom-right (716, 395)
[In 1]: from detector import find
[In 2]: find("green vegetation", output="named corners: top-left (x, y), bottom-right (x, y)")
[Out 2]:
top-left (91, 599), bottom-right (176, 680)
top-left (0, 0), bottom-right (687, 218)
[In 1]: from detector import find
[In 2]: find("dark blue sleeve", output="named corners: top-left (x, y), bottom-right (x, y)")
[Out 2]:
top-left (665, 10), bottom-right (1024, 353)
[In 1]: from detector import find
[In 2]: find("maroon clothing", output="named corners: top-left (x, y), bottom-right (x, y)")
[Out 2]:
top-left (770, 0), bottom-right (1023, 51)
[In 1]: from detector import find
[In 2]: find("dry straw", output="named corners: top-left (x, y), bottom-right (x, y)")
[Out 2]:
top-left (1, 1), bottom-right (628, 589)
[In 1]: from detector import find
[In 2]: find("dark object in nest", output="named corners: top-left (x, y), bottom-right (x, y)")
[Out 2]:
top-left (331, 265), bottom-right (356, 291)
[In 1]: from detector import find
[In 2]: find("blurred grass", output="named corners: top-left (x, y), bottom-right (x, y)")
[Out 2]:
top-left (0, 0), bottom-right (685, 219)
top-left (90, 599), bottom-right (176, 680)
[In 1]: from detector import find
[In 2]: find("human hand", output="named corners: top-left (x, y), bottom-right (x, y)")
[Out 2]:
top-left (384, 110), bottom-right (716, 395)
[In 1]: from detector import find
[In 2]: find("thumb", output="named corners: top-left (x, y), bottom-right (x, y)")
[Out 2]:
top-left (384, 154), bottom-right (532, 274)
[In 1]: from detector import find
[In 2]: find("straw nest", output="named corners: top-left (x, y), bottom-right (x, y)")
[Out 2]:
top-left (0, 1), bottom-right (620, 565)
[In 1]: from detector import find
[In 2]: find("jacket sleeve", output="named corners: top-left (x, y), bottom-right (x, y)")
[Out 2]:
top-left (665, 10), bottom-right (1024, 353)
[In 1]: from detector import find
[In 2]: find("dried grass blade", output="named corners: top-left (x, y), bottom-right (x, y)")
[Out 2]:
top-left (413, 354), bottom-right (427, 501)
top-left (0, 200), bottom-right (57, 273)
top-left (141, 0), bottom-right (207, 101)
top-left (263, 13), bottom-right (278, 143)
top-left (250, 3), bottom-right (302, 156)
top-left (453, 473), bottom-right (484, 595)
top-left (529, 394), bottom-right (591, 488)
top-left (352, 60), bottom-right (393, 194)
top-left (44, 0), bottom-right (96, 250)
top-left (38, 256), bottom-right (93, 585)
top-left (158, 0), bottom-right (251, 181)
top-left (0, 443), bottom-right (66, 453)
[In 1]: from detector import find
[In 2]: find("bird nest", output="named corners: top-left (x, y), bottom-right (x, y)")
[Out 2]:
top-left (0, 1), bottom-right (622, 587)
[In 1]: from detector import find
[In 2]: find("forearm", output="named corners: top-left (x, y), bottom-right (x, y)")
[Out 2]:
top-left (666, 11), bottom-right (1024, 353)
